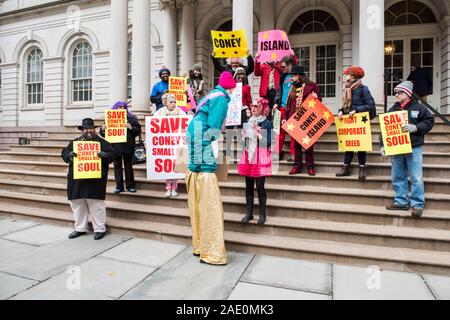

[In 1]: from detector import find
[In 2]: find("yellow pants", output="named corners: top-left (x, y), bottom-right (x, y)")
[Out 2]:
top-left (186, 171), bottom-right (227, 265)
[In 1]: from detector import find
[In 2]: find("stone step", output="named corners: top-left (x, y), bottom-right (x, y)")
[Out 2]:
top-left (1, 166), bottom-right (450, 196)
top-left (0, 178), bottom-right (449, 231)
top-left (3, 148), bottom-right (450, 165)
top-left (11, 137), bottom-right (450, 153)
top-left (44, 128), bottom-right (450, 141)
top-left (2, 193), bottom-right (450, 276)
top-left (1, 158), bottom-right (447, 179)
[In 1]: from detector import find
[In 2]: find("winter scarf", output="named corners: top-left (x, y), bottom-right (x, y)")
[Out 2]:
top-left (342, 79), bottom-right (363, 114)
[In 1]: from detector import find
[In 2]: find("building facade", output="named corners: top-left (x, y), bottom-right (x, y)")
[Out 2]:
top-left (0, 0), bottom-right (449, 130)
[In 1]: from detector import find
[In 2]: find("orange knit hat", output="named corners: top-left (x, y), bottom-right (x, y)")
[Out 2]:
top-left (344, 66), bottom-right (365, 79)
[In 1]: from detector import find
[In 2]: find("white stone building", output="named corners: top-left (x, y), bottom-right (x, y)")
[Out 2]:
top-left (0, 0), bottom-right (449, 133)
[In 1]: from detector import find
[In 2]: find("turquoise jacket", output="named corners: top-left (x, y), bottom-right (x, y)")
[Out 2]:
top-left (187, 85), bottom-right (230, 173)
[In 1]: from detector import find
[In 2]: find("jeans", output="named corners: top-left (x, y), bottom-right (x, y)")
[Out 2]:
top-left (391, 146), bottom-right (425, 209)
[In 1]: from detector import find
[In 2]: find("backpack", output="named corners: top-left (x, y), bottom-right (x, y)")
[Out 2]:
top-left (359, 85), bottom-right (377, 120)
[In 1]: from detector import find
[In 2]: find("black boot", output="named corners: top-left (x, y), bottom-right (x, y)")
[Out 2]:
top-left (243, 182), bottom-right (254, 224)
top-left (242, 213), bottom-right (254, 224)
top-left (258, 193), bottom-right (267, 225)
top-left (336, 165), bottom-right (351, 177)
top-left (359, 165), bottom-right (367, 181)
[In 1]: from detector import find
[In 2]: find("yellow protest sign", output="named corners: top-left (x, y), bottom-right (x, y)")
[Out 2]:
top-left (169, 77), bottom-right (188, 108)
top-left (73, 141), bottom-right (102, 180)
top-left (380, 111), bottom-right (413, 156)
top-left (335, 112), bottom-right (373, 152)
top-left (105, 109), bottom-right (127, 144)
top-left (211, 29), bottom-right (248, 58)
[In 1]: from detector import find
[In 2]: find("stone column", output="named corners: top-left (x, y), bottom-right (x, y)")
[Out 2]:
top-left (109, 0), bottom-right (129, 104)
top-left (232, 0), bottom-right (253, 53)
top-left (161, 0), bottom-right (178, 74)
top-left (180, 0), bottom-right (196, 74)
top-left (259, 0), bottom-right (274, 31)
top-left (355, 0), bottom-right (385, 105)
top-left (132, 0), bottom-right (152, 112)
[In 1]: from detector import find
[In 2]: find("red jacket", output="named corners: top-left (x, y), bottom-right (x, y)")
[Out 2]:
top-left (255, 61), bottom-right (281, 98)
top-left (255, 55), bottom-right (299, 98)
top-left (242, 84), bottom-right (253, 108)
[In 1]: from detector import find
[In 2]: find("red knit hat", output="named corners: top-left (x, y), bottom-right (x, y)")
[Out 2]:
top-left (344, 66), bottom-right (365, 79)
top-left (218, 71), bottom-right (237, 90)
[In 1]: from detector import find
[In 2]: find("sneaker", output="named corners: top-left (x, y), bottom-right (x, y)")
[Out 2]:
top-left (165, 190), bottom-right (172, 198)
top-left (411, 208), bottom-right (423, 218)
top-left (386, 202), bottom-right (409, 211)
top-left (114, 188), bottom-right (124, 194)
top-left (128, 188), bottom-right (137, 193)
top-left (68, 231), bottom-right (86, 239)
top-left (307, 168), bottom-right (316, 176)
top-left (171, 190), bottom-right (178, 198)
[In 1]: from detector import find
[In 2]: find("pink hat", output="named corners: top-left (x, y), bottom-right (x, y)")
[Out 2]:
top-left (218, 71), bottom-right (237, 90)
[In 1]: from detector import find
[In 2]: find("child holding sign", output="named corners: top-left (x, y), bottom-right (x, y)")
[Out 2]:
top-left (155, 93), bottom-right (187, 198)
top-left (238, 98), bottom-right (273, 225)
top-left (381, 81), bottom-right (434, 218)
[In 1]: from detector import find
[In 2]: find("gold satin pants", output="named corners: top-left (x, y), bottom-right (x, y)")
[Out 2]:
top-left (186, 171), bottom-right (227, 265)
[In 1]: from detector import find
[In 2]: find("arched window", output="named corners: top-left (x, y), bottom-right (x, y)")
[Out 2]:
top-left (26, 48), bottom-right (44, 105)
top-left (72, 41), bottom-right (92, 102)
top-left (127, 39), bottom-right (132, 100)
top-left (385, 0), bottom-right (436, 26)
top-left (289, 10), bottom-right (339, 35)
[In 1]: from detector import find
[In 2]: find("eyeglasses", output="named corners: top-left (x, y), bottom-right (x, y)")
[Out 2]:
top-left (280, 65), bottom-right (286, 69)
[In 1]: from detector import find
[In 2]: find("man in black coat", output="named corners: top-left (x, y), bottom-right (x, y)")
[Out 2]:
top-left (61, 118), bottom-right (116, 240)
top-left (211, 50), bottom-right (255, 76)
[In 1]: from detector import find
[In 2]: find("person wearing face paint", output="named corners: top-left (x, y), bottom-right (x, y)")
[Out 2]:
top-left (336, 66), bottom-right (376, 181)
top-left (150, 67), bottom-right (171, 111)
top-left (238, 98), bottom-right (273, 225)
top-left (211, 50), bottom-right (255, 76)
top-left (99, 101), bottom-right (141, 194)
top-left (381, 81), bottom-right (434, 218)
top-left (61, 118), bottom-right (116, 241)
top-left (185, 71), bottom-right (237, 266)
top-left (187, 64), bottom-right (205, 104)
top-left (155, 93), bottom-right (187, 198)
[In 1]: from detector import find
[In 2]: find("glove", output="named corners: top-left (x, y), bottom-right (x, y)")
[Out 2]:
top-left (348, 110), bottom-right (356, 117)
top-left (380, 147), bottom-right (386, 158)
top-left (402, 124), bottom-right (417, 133)
top-left (68, 151), bottom-right (77, 162)
top-left (97, 151), bottom-right (107, 159)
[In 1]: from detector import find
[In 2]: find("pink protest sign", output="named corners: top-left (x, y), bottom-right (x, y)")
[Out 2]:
top-left (257, 30), bottom-right (291, 63)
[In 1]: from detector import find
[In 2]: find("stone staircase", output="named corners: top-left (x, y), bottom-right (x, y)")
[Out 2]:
top-left (1, 116), bottom-right (450, 275)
